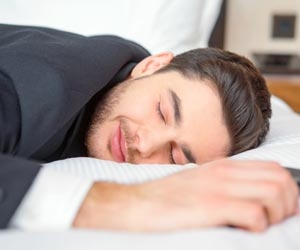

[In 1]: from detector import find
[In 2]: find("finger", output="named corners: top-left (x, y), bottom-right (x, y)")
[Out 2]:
top-left (215, 159), bottom-right (281, 170)
top-left (289, 177), bottom-right (300, 215)
top-left (221, 179), bottom-right (288, 224)
top-left (217, 198), bottom-right (268, 232)
top-left (217, 162), bottom-right (299, 220)
top-left (219, 161), bottom-right (285, 182)
top-left (278, 168), bottom-right (299, 217)
top-left (210, 160), bottom-right (288, 184)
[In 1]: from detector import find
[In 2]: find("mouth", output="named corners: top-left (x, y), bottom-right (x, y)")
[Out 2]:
top-left (111, 123), bottom-right (126, 162)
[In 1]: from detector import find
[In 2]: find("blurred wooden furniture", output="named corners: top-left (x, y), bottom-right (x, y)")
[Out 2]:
top-left (265, 75), bottom-right (300, 113)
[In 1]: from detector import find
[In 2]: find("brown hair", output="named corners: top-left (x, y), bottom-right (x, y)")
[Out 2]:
top-left (156, 48), bottom-right (271, 155)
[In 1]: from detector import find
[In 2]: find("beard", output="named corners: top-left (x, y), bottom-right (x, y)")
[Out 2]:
top-left (85, 78), bottom-right (139, 163)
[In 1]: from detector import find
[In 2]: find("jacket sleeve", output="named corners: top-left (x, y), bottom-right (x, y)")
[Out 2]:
top-left (0, 155), bottom-right (41, 228)
top-left (0, 72), bottom-right (41, 228)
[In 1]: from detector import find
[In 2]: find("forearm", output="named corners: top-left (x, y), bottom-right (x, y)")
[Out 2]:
top-left (73, 182), bottom-right (144, 230)
top-left (72, 159), bottom-right (299, 232)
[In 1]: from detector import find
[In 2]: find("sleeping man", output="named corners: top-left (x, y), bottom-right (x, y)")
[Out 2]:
top-left (0, 24), bottom-right (298, 231)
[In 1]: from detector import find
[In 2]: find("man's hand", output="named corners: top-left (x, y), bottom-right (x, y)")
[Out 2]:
top-left (72, 159), bottom-right (299, 232)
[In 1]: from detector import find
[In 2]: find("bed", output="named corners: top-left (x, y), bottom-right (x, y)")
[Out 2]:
top-left (1, 1), bottom-right (300, 249)
top-left (1, 96), bottom-right (300, 249)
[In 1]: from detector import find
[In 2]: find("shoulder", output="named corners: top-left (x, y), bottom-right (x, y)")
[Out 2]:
top-left (89, 34), bottom-right (150, 57)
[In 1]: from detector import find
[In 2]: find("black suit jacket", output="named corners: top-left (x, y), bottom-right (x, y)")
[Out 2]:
top-left (0, 24), bottom-right (149, 228)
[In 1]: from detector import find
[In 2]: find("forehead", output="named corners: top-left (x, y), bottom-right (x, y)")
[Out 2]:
top-left (158, 72), bottom-right (231, 163)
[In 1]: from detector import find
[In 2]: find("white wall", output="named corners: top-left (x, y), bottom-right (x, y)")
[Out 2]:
top-left (225, 0), bottom-right (300, 59)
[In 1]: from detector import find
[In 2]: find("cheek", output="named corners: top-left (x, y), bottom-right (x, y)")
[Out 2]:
top-left (117, 95), bottom-right (157, 122)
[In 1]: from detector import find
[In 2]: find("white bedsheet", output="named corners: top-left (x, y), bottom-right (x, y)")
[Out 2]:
top-left (1, 216), bottom-right (300, 250)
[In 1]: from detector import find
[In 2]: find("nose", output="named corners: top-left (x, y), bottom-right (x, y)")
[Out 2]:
top-left (132, 125), bottom-right (176, 163)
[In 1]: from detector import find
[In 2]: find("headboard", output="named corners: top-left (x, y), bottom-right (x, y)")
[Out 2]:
top-left (0, 0), bottom-right (225, 54)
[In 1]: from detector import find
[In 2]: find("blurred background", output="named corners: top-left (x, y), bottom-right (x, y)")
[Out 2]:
top-left (1, 0), bottom-right (299, 112)
top-left (226, 0), bottom-right (299, 60)
top-left (225, 0), bottom-right (300, 113)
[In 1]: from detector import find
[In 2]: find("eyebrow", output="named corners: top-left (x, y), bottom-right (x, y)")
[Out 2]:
top-left (168, 89), bottom-right (197, 164)
top-left (168, 89), bottom-right (182, 126)
top-left (181, 144), bottom-right (196, 164)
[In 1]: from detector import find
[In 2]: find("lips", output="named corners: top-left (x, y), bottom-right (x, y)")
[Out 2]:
top-left (111, 123), bottom-right (126, 162)
top-left (119, 125), bottom-right (127, 161)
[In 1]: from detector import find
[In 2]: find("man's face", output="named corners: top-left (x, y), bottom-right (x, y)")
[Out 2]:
top-left (86, 71), bottom-right (231, 165)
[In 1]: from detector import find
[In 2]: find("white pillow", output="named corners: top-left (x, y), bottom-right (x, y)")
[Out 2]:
top-left (0, 0), bottom-right (222, 54)
top-left (47, 95), bottom-right (300, 182)
top-left (231, 96), bottom-right (300, 168)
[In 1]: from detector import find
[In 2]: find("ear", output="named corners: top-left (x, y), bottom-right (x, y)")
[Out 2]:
top-left (130, 52), bottom-right (174, 78)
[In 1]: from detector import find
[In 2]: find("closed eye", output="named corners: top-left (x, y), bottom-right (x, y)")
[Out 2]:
top-left (156, 101), bottom-right (176, 164)
top-left (169, 143), bottom-right (176, 164)
top-left (156, 101), bottom-right (166, 124)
